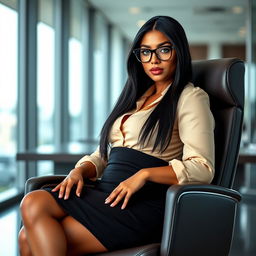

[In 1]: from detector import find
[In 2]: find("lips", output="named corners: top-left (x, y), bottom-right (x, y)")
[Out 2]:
top-left (150, 67), bottom-right (163, 75)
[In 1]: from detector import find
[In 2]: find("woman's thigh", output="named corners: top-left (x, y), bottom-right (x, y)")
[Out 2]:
top-left (61, 216), bottom-right (108, 255)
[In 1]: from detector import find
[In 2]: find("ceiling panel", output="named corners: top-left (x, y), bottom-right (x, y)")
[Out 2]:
top-left (88, 0), bottom-right (247, 43)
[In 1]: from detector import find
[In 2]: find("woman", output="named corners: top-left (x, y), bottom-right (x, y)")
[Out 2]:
top-left (19, 16), bottom-right (215, 256)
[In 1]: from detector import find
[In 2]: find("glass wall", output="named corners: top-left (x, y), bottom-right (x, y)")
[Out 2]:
top-left (0, 1), bottom-right (18, 201)
top-left (110, 27), bottom-right (123, 107)
top-left (69, 0), bottom-right (88, 142)
top-left (92, 12), bottom-right (109, 140)
top-left (37, 0), bottom-right (55, 175)
top-left (242, 0), bottom-right (256, 146)
top-left (250, 0), bottom-right (256, 143)
top-left (0, 0), bottom-right (129, 206)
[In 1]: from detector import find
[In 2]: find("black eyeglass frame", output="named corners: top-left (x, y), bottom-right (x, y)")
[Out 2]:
top-left (133, 45), bottom-right (175, 63)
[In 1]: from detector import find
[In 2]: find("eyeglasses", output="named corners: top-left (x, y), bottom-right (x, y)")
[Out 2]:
top-left (133, 45), bottom-right (174, 63)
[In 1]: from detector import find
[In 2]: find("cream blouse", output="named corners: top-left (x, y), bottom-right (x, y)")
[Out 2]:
top-left (75, 82), bottom-right (215, 184)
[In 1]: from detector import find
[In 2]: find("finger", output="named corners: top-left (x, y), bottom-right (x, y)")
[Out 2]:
top-left (110, 190), bottom-right (127, 207)
top-left (64, 181), bottom-right (74, 200)
top-left (58, 180), bottom-right (67, 198)
top-left (76, 179), bottom-right (84, 197)
top-left (51, 183), bottom-right (61, 192)
top-left (121, 193), bottom-right (131, 210)
top-left (105, 187), bottom-right (121, 204)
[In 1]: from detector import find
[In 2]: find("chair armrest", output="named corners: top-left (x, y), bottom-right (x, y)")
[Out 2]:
top-left (25, 175), bottom-right (67, 194)
top-left (164, 183), bottom-right (241, 201)
top-left (161, 184), bottom-right (241, 256)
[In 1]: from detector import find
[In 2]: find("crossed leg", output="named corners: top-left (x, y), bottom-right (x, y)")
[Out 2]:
top-left (19, 190), bottom-right (108, 256)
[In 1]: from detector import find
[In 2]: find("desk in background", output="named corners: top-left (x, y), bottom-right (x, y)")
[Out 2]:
top-left (236, 144), bottom-right (256, 199)
top-left (238, 144), bottom-right (256, 163)
top-left (17, 142), bottom-right (256, 166)
top-left (16, 142), bottom-right (97, 175)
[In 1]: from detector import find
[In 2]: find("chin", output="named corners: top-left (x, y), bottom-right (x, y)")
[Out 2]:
top-left (151, 76), bottom-right (166, 83)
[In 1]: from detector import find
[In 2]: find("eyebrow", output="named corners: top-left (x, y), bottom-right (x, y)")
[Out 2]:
top-left (140, 41), bottom-right (172, 48)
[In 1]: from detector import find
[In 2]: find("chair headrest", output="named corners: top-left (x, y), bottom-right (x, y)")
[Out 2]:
top-left (192, 58), bottom-right (244, 108)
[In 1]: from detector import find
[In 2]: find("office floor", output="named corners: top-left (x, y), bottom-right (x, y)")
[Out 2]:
top-left (1, 166), bottom-right (256, 256)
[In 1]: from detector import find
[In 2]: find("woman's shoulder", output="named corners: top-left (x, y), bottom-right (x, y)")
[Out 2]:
top-left (179, 82), bottom-right (210, 103)
top-left (177, 82), bottom-right (210, 111)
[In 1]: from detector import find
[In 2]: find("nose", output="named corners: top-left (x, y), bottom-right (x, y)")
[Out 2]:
top-left (151, 52), bottom-right (160, 64)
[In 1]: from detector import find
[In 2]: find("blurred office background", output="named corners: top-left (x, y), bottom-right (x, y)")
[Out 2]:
top-left (0, 0), bottom-right (255, 255)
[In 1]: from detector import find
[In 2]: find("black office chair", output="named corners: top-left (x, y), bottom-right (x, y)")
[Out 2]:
top-left (24, 58), bottom-right (244, 256)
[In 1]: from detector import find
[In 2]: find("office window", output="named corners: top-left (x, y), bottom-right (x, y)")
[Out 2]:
top-left (69, 0), bottom-right (88, 142)
top-left (251, 1), bottom-right (256, 143)
top-left (37, 0), bottom-right (55, 175)
top-left (92, 12), bottom-right (109, 140)
top-left (110, 27), bottom-right (123, 107)
top-left (122, 38), bottom-right (130, 83)
top-left (0, 2), bottom-right (18, 200)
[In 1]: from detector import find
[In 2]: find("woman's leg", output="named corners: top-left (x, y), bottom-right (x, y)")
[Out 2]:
top-left (61, 216), bottom-right (108, 255)
top-left (18, 227), bottom-right (32, 256)
top-left (19, 190), bottom-right (108, 256)
top-left (20, 190), bottom-right (68, 256)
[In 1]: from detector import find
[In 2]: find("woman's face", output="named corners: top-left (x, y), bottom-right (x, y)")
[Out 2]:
top-left (139, 30), bottom-right (177, 86)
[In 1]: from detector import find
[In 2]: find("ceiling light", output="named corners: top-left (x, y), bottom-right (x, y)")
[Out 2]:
top-left (137, 20), bottom-right (146, 28)
top-left (232, 6), bottom-right (243, 14)
top-left (129, 7), bottom-right (141, 14)
top-left (194, 6), bottom-right (228, 14)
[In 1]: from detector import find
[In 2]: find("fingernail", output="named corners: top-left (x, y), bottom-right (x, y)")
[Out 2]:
top-left (77, 193), bottom-right (80, 197)
top-left (110, 203), bottom-right (114, 207)
top-left (59, 194), bottom-right (62, 198)
top-left (105, 198), bottom-right (109, 204)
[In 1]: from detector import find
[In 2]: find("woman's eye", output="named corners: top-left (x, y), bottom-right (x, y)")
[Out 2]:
top-left (160, 47), bottom-right (171, 53)
top-left (141, 49), bottom-right (151, 56)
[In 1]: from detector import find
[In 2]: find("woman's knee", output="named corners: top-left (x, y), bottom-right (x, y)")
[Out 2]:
top-left (20, 190), bottom-right (61, 225)
top-left (20, 190), bottom-right (44, 224)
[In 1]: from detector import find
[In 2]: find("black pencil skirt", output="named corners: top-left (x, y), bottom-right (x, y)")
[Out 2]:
top-left (44, 147), bottom-right (169, 251)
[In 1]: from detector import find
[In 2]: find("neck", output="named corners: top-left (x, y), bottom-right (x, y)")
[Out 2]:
top-left (154, 80), bottom-right (173, 95)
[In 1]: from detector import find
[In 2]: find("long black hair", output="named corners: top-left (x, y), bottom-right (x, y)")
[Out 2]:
top-left (99, 16), bottom-right (192, 160)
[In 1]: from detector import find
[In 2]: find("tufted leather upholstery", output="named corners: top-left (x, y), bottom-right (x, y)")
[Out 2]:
top-left (25, 58), bottom-right (244, 256)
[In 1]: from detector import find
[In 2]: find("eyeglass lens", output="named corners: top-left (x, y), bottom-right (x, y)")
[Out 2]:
top-left (137, 46), bottom-right (172, 62)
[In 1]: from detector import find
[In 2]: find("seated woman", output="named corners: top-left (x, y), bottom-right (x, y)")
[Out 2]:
top-left (19, 15), bottom-right (215, 256)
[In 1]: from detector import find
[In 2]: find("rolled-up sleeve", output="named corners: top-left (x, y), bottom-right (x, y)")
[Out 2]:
top-left (169, 86), bottom-right (215, 184)
top-left (75, 146), bottom-right (107, 178)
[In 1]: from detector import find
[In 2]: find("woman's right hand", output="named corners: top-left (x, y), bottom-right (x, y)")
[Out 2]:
top-left (51, 167), bottom-right (84, 200)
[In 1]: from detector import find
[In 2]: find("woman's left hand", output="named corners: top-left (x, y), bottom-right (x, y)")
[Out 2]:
top-left (105, 170), bottom-right (148, 210)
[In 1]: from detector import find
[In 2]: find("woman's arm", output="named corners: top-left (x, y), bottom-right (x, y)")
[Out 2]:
top-left (105, 165), bottom-right (178, 209)
top-left (169, 85), bottom-right (215, 184)
top-left (140, 165), bottom-right (178, 185)
top-left (75, 146), bottom-right (107, 178)
top-left (75, 161), bottom-right (97, 179)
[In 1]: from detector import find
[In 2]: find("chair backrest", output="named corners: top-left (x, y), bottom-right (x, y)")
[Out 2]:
top-left (191, 58), bottom-right (244, 188)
